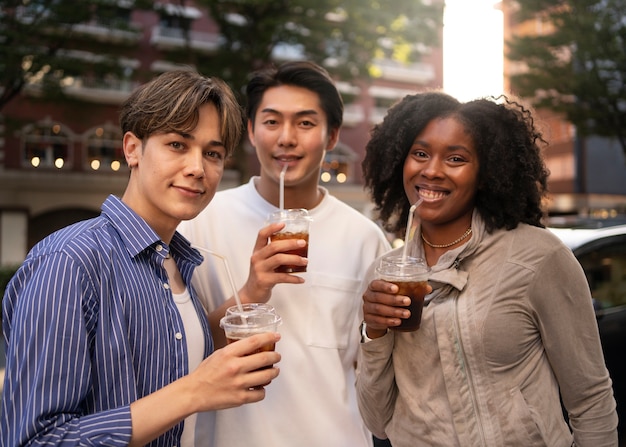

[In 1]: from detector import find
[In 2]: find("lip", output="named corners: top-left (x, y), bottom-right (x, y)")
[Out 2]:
top-left (274, 154), bottom-right (302, 167)
top-left (174, 185), bottom-right (205, 197)
top-left (274, 155), bottom-right (302, 164)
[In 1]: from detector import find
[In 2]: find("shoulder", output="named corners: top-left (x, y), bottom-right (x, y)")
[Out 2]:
top-left (30, 217), bottom-right (112, 259)
top-left (488, 224), bottom-right (575, 270)
top-left (14, 217), bottom-right (117, 296)
top-left (511, 224), bottom-right (567, 250)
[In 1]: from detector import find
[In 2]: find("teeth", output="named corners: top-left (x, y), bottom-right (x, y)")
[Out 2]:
top-left (419, 189), bottom-right (446, 200)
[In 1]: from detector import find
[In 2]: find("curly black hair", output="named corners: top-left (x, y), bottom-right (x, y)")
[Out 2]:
top-left (362, 91), bottom-right (550, 235)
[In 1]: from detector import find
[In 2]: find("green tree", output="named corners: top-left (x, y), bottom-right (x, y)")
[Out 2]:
top-left (506, 0), bottom-right (626, 156)
top-left (0, 0), bottom-right (153, 111)
top-left (185, 0), bottom-right (443, 96)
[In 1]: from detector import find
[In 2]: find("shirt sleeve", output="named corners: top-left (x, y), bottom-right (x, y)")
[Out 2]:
top-left (356, 332), bottom-right (397, 439)
top-left (529, 245), bottom-right (618, 447)
top-left (1, 252), bottom-right (133, 446)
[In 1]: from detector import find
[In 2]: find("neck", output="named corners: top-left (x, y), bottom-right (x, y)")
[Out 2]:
top-left (421, 226), bottom-right (472, 249)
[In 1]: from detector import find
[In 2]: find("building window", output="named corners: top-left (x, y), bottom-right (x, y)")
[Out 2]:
top-left (21, 119), bottom-right (73, 169)
top-left (93, 2), bottom-right (133, 29)
top-left (84, 124), bottom-right (125, 172)
top-left (320, 144), bottom-right (357, 184)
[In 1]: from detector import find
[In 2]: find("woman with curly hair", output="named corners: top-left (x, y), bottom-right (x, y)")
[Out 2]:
top-left (356, 92), bottom-right (618, 446)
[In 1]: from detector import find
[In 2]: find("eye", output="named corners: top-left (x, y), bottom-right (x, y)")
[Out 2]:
top-left (449, 155), bottom-right (467, 163)
top-left (170, 141), bottom-right (185, 150)
top-left (299, 120), bottom-right (315, 128)
top-left (410, 148), bottom-right (428, 159)
top-left (204, 148), bottom-right (225, 160)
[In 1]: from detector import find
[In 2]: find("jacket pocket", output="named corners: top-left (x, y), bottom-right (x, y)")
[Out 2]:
top-left (508, 386), bottom-right (549, 446)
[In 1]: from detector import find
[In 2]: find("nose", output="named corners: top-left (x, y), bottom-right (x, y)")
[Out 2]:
top-left (277, 123), bottom-right (296, 148)
top-left (184, 149), bottom-right (205, 178)
top-left (421, 156), bottom-right (443, 179)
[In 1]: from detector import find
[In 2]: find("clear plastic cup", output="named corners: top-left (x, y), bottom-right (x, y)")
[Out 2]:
top-left (376, 255), bottom-right (430, 331)
top-left (267, 208), bottom-right (311, 273)
top-left (226, 303), bottom-right (275, 316)
top-left (219, 311), bottom-right (282, 356)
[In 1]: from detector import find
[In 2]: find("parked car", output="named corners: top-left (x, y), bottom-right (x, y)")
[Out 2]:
top-left (549, 222), bottom-right (626, 444)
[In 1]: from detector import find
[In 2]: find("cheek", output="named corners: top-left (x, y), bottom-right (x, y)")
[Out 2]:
top-left (402, 157), bottom-right (418, 183)
top-left (402, 161), bottom-right (418, 198)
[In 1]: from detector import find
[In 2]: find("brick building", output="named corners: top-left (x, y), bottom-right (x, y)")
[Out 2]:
top-left (0, 2), bottom-right (444, 266)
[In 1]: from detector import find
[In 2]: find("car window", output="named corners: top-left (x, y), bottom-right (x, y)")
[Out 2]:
top-left (576, 240), bottom-right (626, 310)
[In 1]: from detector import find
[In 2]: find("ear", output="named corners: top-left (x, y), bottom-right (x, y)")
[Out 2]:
top-left (123, 132), bottom-right (142, 168)
top-left (325, 127), bottom-right (340, 153)
top-left (246, 119), bottom-right (256, 147)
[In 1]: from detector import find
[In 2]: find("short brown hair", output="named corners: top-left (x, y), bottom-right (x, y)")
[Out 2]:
top-left (119, 70), bottom-right (244, 156)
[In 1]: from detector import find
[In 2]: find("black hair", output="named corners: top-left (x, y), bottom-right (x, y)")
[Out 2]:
top-left (245, 60), bottom-right (343, 131)
top-left (362, 91), bottom-right (549, 235)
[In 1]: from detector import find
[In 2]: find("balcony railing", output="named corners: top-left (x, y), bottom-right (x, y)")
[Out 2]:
top-left (373, 59), bottom-right (436, 84)
top-left (151, 26), bottom-right (221, 53)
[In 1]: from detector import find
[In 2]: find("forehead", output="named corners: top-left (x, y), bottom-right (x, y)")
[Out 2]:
top-left (257, 85), bottom-right (324, 116)
top-left (416, 117), bottom-right (475, 149)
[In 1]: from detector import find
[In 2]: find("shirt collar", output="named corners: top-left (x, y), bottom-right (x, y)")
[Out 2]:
top-left (100, 195), bottom-right (201, 266)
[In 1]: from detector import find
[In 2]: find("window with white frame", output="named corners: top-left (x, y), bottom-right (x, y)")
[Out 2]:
top-left (84, 124), bottom-right (125, 172)
top-left (21, 119), bottom-right (73, 169)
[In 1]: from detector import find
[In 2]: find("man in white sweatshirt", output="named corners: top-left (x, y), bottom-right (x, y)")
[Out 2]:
top-left (178, 60), bottom-right (391, 447)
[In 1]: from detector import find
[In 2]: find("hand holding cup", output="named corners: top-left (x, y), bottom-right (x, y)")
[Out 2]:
top-left (369, 255), bottom-right (430, 332)
top-left (267, 209), bottom-right (311, 273)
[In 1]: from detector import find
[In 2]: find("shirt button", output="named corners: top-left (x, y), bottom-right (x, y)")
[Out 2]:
top-left (156, 244), bottom-right (164, 252)
top-left (175, 332), bottom-right (183, 340)
top-left (163, 283), bottom-right (170, 290)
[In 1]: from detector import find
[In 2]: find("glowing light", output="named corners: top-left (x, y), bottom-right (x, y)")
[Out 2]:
top-left (443, 0), bottom-right (504, 101)
top-left (336, 173), bottom-right (347, 183)
top-left (111, 160), bottom-right (121, 171)
top-left (320, 172), bottom-right (331, 182)
top-left (54, 158), bottom-right (64, 169)
top-left (31, 156), bottom-right (40, 167)
top-left (91, 159), bottom-right (101, 170)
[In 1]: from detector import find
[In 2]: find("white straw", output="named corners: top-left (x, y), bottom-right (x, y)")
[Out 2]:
top-left (402, 199), bottom-right (423, 261)
top-left (279, 165), bottom-right (288, 210)
top-left (192, 245), bottom-right (243, 312)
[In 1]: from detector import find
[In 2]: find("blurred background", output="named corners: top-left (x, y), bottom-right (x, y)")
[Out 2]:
top-left (2, 0), bottom-right (626, 397)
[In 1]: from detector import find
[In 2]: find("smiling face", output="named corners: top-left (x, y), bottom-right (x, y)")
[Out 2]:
top-left (122, 103), bottom-right (226, 242)
top-left (403, 116), bottom-right (480, 235)
top-left (248, 84), bottom-right (339, 208)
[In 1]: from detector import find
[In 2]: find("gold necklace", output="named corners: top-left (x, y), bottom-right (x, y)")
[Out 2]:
top-left (421, 227), bottom-right (472, 248)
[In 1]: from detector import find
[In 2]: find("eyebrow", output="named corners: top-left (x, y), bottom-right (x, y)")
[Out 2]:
top-left (413, 140), bottom-right (472, 152)
top-left (260, 107), bottom-right (320, 118)
top-left (175, 131), bottom-right (225, 148)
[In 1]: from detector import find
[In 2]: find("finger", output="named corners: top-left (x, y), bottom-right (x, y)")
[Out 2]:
top-left (368, 279), bottom-right (399, 294)
top-left (253, 223), bottom-right (285, 251)
top-left (224, 332), bottom-right (281, 357)
top-left (243, 349), bottom-right (282, 373)
top-left (239, 385), bottom-right (267, 404)
top-left (365, 313), bottom-right (403, 330)
top-left (245, 365), bottom-right (281, 390)
top-left (363, 288), bottom-right (408, 307)
top-left (266, 238), bottom-right (308, 257)
top-left (368, 300), bottom-right (410, 320)
top-left (269, 252), bottom-right (308, 273)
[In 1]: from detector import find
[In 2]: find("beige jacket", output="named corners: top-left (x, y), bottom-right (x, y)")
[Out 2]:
top-left (357, 212), bottom-right (618, 447)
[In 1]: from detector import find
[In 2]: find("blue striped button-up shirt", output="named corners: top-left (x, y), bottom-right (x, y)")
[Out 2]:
top-left (1, 195), bottom-right (213, 446)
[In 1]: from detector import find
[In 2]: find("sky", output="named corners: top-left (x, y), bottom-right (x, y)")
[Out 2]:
top-left (442, 0), bottom-right (504, 102)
